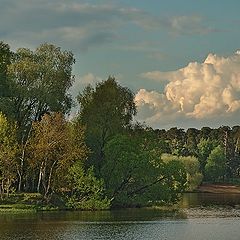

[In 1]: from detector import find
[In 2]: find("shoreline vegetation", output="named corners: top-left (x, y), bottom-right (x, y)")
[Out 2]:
top-left (0, 42), bottom-right (240, 212)
top-left (1, 183), bottom-right (240, 213)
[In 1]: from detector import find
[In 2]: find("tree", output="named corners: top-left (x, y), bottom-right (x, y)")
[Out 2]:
top-left (162, 154), bottom-right (202, 190)
top-left (198, 127), bottom-right (212, 141)
top-left (166, 127), bottom-right (186, 156)
top-left (0, 42), bottom-right (13, 116)
top-left (185, 128), bottom-right (199, 156)
top-left (205, 145), bottom-right (227, 181)
top-left (232, 126), bottom-right (240, 177)
top-left (0, 41), bottom-right (12, 96)
top-left (0, 112), bottom-right (18, 198)
top-left (102, 135), bottom-right (187, 207)
top-left (218, 126), bottom-right (237, 178)
top-left (66, 162), bottom-right (110, 210)
top-left (77, 77), bottom-right (136, 173)
top-left (5, 43), bottom-right (75, 133)
top-left (197, 138), bottom-right (217, 177)
top-left (27, 113), bottom-right (88, 198)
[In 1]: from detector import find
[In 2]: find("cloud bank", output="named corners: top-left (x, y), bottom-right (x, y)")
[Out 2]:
top-left (136, 52), bottom-right (240, 128)
top-left (0, 0), bottom-right (214, 51)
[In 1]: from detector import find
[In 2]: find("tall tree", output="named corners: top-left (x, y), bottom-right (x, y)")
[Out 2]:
top-left (0, 113), bottom-right (18, 198)
top-left (166, 127), bottom-right (186, 156)
top-left (5, 43), bottom-right (75, 134)
top-left (185, 128), bottom-right (199, 156)
top-left (27, 113), bottom-right (88, 198)
top-left (197, 138), bottom-right (217, 177)
top-left (198, 127), bottom-right (212, 141)
top-left (0, 41), bottom-right (12, 96)
top-left (77, 77), bottom-right (136, 173)
top-left (0, 42), bottom-right (13, 116)
top-left (205, 145), bottom-right (227, 181)
top-left (232, 126), bottom-right (240, 176)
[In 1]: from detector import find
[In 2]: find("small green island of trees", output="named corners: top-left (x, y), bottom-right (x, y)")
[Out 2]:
top-left (0, 42), bottom-right (240, 211)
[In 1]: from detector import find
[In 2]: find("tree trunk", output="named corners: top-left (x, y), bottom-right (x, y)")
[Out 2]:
top-left (6, 178), bottom-right (10, 198)
top-left (37, 161), bottom-right (44, 192)
top-left (20, 124), bottom-right (33, 192)
top-left (44, 160), bottom-right (57, 198)
top-left (0, 182), bottom-right (3, 200)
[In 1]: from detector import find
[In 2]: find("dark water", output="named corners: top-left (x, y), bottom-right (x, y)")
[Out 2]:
top-left (180, 192), bottom-right (240, 208)
top-left (1, 193), bottom-right (240, 240)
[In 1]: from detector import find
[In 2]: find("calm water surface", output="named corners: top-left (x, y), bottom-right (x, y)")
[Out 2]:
top-left (180, 192), bottom-right (240, 208)
top-left (1, 193), bottom-right (240, 240)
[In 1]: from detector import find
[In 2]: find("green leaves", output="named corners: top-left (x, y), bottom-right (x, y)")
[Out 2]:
top-left (0, 112), bottom-right (18, 197)
top-left (162, 154), bottom-right (202, 190)
top-left (0, 41), bottom-right (12, 97)
top-left (67, 162), bottom-right (110, 210)
top-left (77, 77), bottom-right (137, 172)
top-left (1, 43), bottom-right (75, 132)
top-left (205, 145), bottom-right (227, 181)
top-left (102, 134), bottom-right (187, 207)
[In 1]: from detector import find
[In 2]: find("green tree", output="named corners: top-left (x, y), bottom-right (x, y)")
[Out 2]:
top-left (102, 135), bottom-right (187, 207)
top-left (198, 127), bottom-right (212, 140)
top-left (0, 42), bottom-right (13, 115)
top-left (166, 127), bottom-right (186, 156)
top-left (232, 126), bottom-right (240, 177)
top-left (67, 161), bottom-right (110, 210)
top-left (5, 43), bottom-right (75, 133)
top-left (185, 128), bottom-right (199, 156)
top-left (162, 154), bottom-right (202, 190)
top-left (218, 126), bottom-right (237, 178)
top-left (205, 145), bottom-right (227, 181)
top-left (0, 112), bottom-right (18, 198)
top-left (0, 41), bottom-right (12, 95)
top-left (77, 77), bottom-right (136, 173)
top-left (197, 138), bottom-right (217, 177)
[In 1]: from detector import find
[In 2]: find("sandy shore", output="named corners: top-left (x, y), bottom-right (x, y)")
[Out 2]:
top-left (196, 183), bottom-right (240, 194)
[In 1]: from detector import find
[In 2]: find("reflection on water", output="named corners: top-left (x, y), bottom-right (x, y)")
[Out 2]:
top-left (180, 193), bottom-right (240, 208)
top-left (0, 193), bottom-right (240, 240)
top-left (0, 208), bottom-right (184, 224)
top-left (0, 213), bottom-right (239, 240)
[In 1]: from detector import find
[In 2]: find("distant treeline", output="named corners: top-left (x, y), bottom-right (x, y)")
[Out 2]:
top-left (0, 41), bottom-right (239, 210)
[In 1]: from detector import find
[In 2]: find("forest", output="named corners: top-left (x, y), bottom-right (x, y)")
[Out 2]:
top-left (0, 41), bottom-right (240, 210)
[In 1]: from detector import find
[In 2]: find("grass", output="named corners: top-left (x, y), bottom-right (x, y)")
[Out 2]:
top-left (0, 193), bottom-right (59, 212)
top-left (0, 204), bottom-right (37, 213)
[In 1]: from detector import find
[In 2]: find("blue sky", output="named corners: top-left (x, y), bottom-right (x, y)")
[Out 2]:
top-left (1, 0), bottom-right (240, 129)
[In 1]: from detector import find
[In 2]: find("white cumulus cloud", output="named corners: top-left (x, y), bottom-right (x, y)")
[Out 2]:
top-left (136, 52), bottom-right (240, 128)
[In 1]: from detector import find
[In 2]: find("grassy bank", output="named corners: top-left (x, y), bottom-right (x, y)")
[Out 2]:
top-left (0, 193), bottom-right (61, 213)
top-left (0, 193), bottom-right (182, 213)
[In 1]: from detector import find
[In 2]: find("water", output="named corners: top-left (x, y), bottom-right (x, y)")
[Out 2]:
top-left (1, 193), bottom-right (240, 240)
top-left (180, 192), bottom-right (240, 208)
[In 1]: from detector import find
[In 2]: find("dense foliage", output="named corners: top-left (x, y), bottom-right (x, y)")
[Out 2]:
top-left (0, 41), bottom-right (240, 210)
top-left (77, 77), bottom-right (137, 174)
top-left (102, 135), bottom-right (186, 207)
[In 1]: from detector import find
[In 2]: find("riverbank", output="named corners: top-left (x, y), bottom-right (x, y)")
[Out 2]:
top-left (196, 183), bottom-right (240, 194)
top-left (0, 193), bottom-right (61, 213)
top-left (182, 206), bottom-right (240, 218)
top-left (2, 184), bottom-right (240, 213)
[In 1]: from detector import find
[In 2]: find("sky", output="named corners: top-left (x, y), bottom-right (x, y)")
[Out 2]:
top-left (0, 0), bottom-right (240, 129)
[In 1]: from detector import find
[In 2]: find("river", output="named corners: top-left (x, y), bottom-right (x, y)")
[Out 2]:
top-left (0, 193), bottom-right (240, 240)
